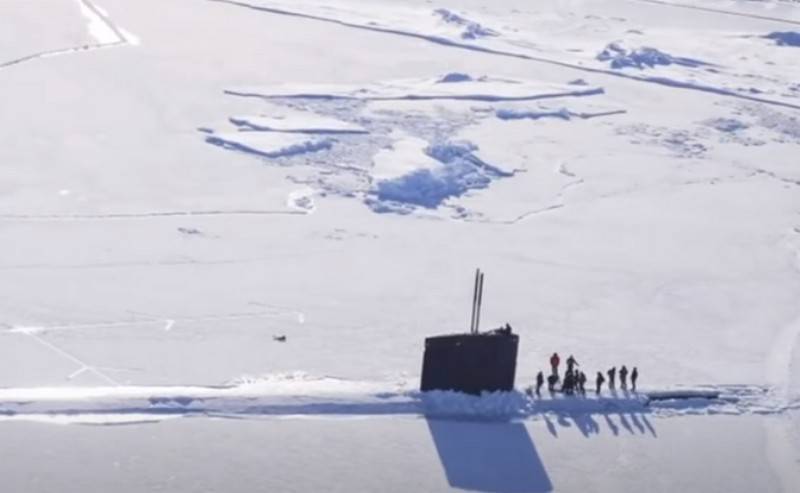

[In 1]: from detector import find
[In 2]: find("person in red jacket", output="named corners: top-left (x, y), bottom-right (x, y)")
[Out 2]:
top-left (550, 352), bottom-right (560, 378)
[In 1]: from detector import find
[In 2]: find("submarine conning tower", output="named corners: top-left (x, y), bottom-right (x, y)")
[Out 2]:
top-left (420, 269), bottom-right (519, 395)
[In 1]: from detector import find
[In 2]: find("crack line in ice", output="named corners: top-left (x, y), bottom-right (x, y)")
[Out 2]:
top-left (629, 0), bottom-right (800, 27)
top-left (0, 209), bottom-right (305, 221)
top-left (209, 0), bottom-right (800, 111)
top-left (0, 1), bottom-right (137, 71)
top-left (224, 87), bottom-right (605, 102)
top-left (17, 331), bottom-right (120, 386)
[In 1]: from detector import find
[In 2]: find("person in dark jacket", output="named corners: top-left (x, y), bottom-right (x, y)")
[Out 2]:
top-left (547, 373), bottom-right (558, 392)
top-left (619, 365), bottom-right (629, 389)
top-left (562, 370), bottom-right (575, 395)
top-left (577, 371), bottom-right (587, 394)
top-left (535, 371), bottom-right (544, 396)
top-left (631, 367), bottom-right (639, 392)
top-left (550, 353), bottom-right (561, 378)
top-left (607, 366), bottom-right (616, 389)
top-left (595, 371), bottom-right (605, 394)
top-left (566, 355), bottom-right (579, 373)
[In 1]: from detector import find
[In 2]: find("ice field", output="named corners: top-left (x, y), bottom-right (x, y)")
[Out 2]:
top-left (1, 0), bottom-right (800, 491)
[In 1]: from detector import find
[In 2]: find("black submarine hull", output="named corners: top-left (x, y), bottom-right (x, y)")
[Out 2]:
top-left (420, 331), bottom-right (519, 395)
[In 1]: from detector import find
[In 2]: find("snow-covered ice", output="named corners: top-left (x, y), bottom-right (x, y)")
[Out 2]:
top-left (1, 0), bottom-right (800, 491)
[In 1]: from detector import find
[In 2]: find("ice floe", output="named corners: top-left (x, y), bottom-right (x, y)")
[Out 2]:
top-left (204, 74), bottom-right (610, 217)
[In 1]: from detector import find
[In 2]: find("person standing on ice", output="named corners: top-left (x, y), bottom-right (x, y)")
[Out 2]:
top-left (566, 355), bottom-right (579, 373)
top-left (550, 353), bottom-right (561, 378)
top-left (535, 371), bottom-right (544, 396)
top-left (631, 367), bottom-right (639, 391)
top-left (562, 371), bottom-right (575, 395)
top-left (619, 365), bottom-right (629, 389)
top-left (607, 366), bottom-right (616, 389)
top-left (595, 371), bottom-right (605, 394)
top-left (547, 374), bottom-right (558, 393)
top-left (578, 371), bottom-right (587, 394)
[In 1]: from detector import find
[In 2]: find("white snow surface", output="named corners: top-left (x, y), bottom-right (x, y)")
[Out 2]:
top-left (2, 0), bottom-right (800, 491)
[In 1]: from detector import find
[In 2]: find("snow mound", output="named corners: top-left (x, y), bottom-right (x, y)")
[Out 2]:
top-left (371, 135), bottom-right (442, 181)
top-left (437, 72), bottom-right (474, 83)
top-left (369, 142), bottom-right (513, 212)
top-left (433, 9), bottom-right (498, 40)
top-left (205, 132), bottom-right (334, 159)
top-left (597, 42), bottom-right (711, 70)
top-left (765, 31), bottom-right (800, 47)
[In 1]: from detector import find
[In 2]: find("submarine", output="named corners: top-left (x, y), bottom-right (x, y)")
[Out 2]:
top-left (420, 269), bottom-right (519, 395)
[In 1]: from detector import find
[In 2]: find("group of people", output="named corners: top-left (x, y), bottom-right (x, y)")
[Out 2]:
top-left (532, 353), bottom-right (639, 397)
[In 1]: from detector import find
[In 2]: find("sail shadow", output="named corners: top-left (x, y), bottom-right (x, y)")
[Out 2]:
top-left (426, 418), bottom-right (553, 493)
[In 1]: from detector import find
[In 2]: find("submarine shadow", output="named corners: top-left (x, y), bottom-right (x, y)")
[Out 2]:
top-left (426, 418), bottom-right (553, 493)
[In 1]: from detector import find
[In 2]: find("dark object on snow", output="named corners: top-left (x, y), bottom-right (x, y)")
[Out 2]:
top-left (273, 335), bottom-right (287, 342)
top-left (535, 371), bottom-right (544, 395)
top-left (620, 365), bottom-right (629, 389)
top-left (631, 367), bottom-right (639, 391)
top-left (420, 269), bottom-right (519, 395)
top-left (607, 366), bottom-right (617, 389)
top-left (595, 371), bottom-right (605, 394)
top-left (764, 31), bottom-right (800, 48)
top-left (178, 227), bottom-right (202, 236)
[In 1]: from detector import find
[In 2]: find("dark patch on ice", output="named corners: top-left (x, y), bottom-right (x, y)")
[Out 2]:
top-left (433, 9), bottom-right (498, 40)
top-left (568, 78), bottom-right (589, 86)
top-left (148, 397), bottom-right (195, 407)
top-left (705, 118), bottom-right (748, 133)
top-left (196, 127), bottom-right (214, 134)
top-left (368, 142), bottom-right (513, 212)
top-left (646, 390), bottom-right (722, 402)
top-left (177, 227), bottom-right (203, 236)
top-left (765, 31), bottom-right (800, 47)
top-left (597, 43), bottom-right (712, 70)
top-left (497, 108), bottom-right (572, 121)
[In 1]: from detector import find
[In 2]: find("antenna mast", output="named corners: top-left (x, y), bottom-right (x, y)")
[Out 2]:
top-left (470, 268), bottom-right (485, 334)
top-left (475, 270), bottom-right (484, 334)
